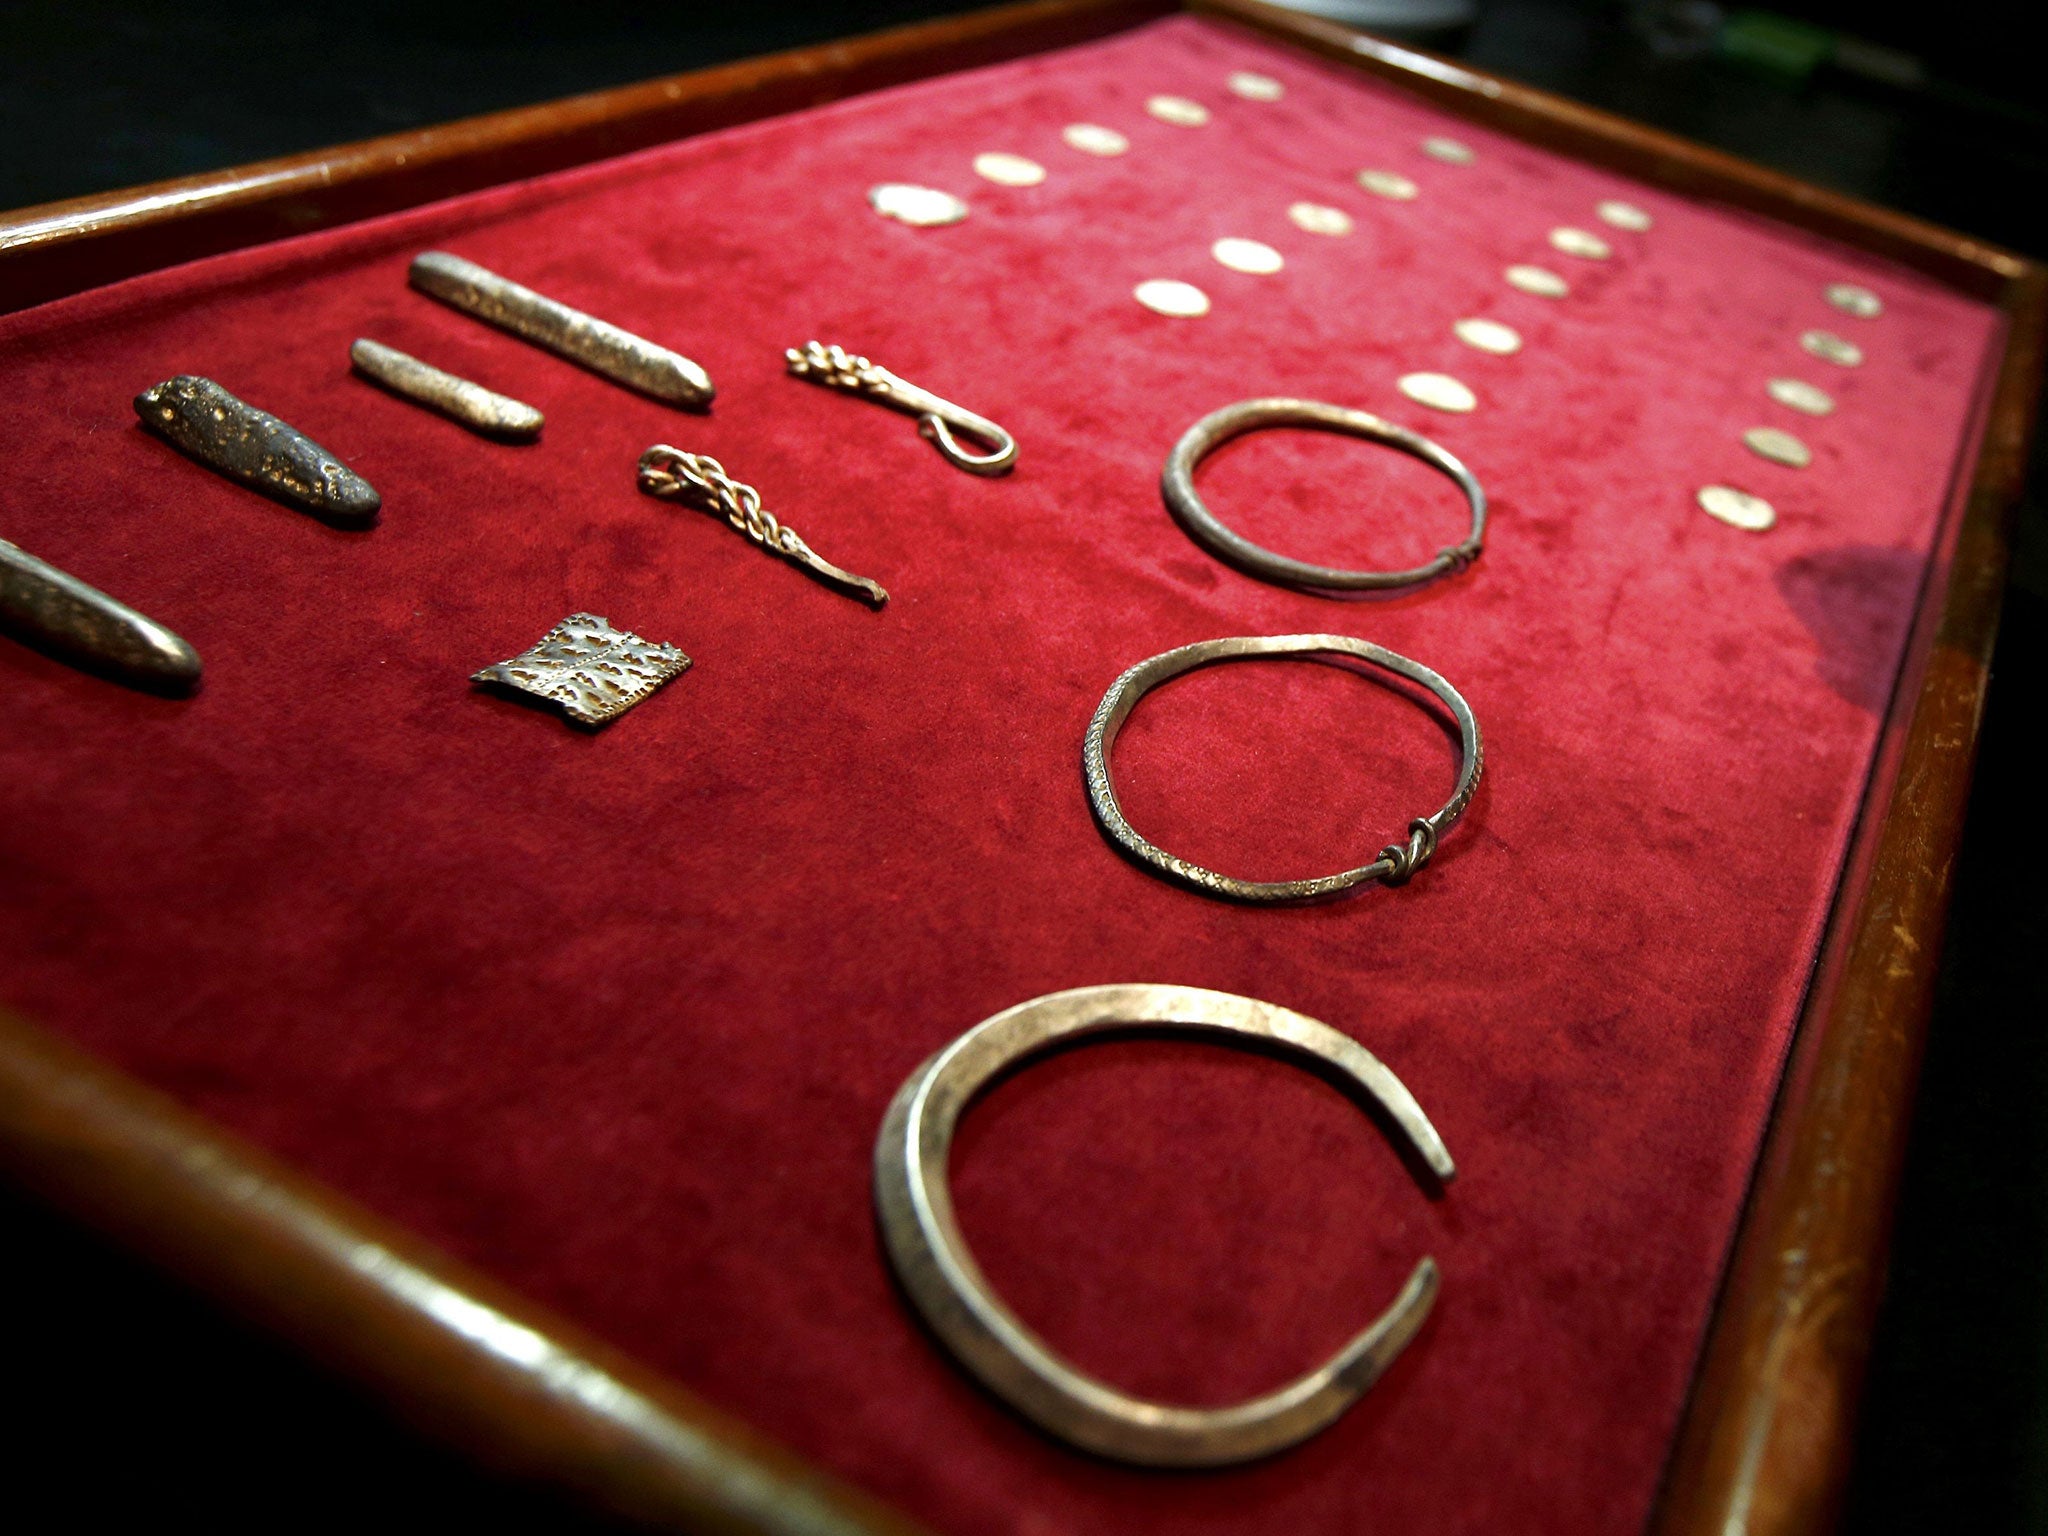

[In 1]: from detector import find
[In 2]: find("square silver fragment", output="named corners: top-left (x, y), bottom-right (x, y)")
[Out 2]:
top-left (474, 613), bottom-right (690, 726)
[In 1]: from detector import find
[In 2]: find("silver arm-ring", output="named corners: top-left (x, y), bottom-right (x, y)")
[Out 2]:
top-left (875, 983), bottom-right (1453, 1467)
top-left (1163, 398), bottom-right (1485, 592)
top-left (1084, 635), bottom-right (1482, 902)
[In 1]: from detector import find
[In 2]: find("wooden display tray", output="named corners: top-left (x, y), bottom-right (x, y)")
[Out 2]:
top-left (1, 2), bottom-right (2040, 1532)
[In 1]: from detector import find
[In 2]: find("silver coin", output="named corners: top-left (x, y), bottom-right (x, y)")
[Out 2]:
top-left (1767, 377), bottom-right (1835, 416)
top-left (1227, 70), bottom-right (1284, 101)
top-left (1826, 282), bottom-right (1883, 318)
top-left (1505, 263), bottom-right (1570, 298)
top-left (1453, 317), bottom-right (1522, 355)
top-left (1597, 199), bottom-right (1653, 231)
top-left (1287, 201), bottom-right (1353, 237)
top-left (1549, 226), bottom-right (1612, 260)
top-left (1211, 237), bottom-right (1284, 275)
top-left (1147, 94), bottom-right (1210, 127)
top-left (1422, 135), bottom-right (1475, 164)
top-left (972, 151), bottom-right (1045, 187)
top-left (1134, 279), bottom-right (1211, 318)
top-left (1744, 426), bottom-right (1812, 468)
top-left (1801, 329), bottom-right (1864, 367)
top-left (868, 183), bottom-right (968, 227)
top-left (1358, 168), bottom-right (1419, 201)
top-left (1698, 484), bottom-right (1776, 531)
top-left (1398, 372), bottom-right (1477, 413)
top-left (1062, 122), bottom-right (1129, 157)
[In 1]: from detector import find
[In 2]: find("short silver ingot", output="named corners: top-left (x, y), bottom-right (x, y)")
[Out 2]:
top-left (1358, 168), bottom-right (1419, 201)
top-left (1211, 237), bottom-right (1284, 275)
top-left (1135, 279), bottom-right (1210, 318)
top-left (972, 152), bottom-right (1045, 187)
top-left (0, 537), bottom-right (201, 693)
top-left (1505, 264), bottom-right (1570, 298)
top-left (1597, 199), bottom-right (1653, 231)
top-left (1768, 377), bottom-right (1836, 416)
top-left (1226, 69), bottom-right (1284, 100)
top-left (1288, 202), bottom-right (1353, 236)
top-left (135, 375), bottom-right (381, 525)
top-left (1147, 94), bottom-right (1210, 127)
top-left (1398, 372), bottom-right (1477, 413)
top-left (1061, 123), bottom-right (1129, 157)
top-left (1826, 282), bottom-right (1883, 318)
top-left (1422, 135), bottom-right (1475, 164)
top-left (868, 183), bottom-right (970, 227)
top-left (473, 613), bottom-right (690, 727)
top-left (409, 252), bottom-right (713, 409)
top-left (349, 339), bottom-right (543, 442)
top-left (1744, 426), bottom-right (1813, 468)
top-left (1802, 329), bottom-right (1865, 367)
top-left (1549, 226), bottom-right (1612, 260)
top-left (1698, 485), bottom-right (1776, 531)
top-left (1453, 317), bottom-right (1522, 356)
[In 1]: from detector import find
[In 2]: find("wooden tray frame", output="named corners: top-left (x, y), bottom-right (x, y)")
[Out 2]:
top-left (2, 3), bottom-right (2041, 1531)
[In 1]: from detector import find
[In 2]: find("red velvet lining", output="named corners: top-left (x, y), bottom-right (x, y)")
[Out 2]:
top-left (0, 17), bottom-right (2001, 1534)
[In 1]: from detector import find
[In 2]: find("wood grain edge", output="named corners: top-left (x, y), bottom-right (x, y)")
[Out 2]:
top-left (0, 1005), bottom-right (929, 1536)
top-left (0, 0), bottom-right (1173, 315)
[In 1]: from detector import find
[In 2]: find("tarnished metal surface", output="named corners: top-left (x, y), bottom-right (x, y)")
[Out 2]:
top-left (874, 983), bottom-right (1453, 1466)
top-left (0, 537), bottom-right (200, 692)
top-left (473, 613), bottom-right (690, 727)
top-left (785, 341), bottom-right (1016, 476)
top-left (134, 375), bottom-right (381, 525)
top-left (409, 252), bottom-right (714, 409)
top-left (350, 339), bottom-right (543, 441)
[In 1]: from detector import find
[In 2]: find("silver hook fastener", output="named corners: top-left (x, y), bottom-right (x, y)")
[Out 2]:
top-left (786, 342), bottom-right (1017, 476)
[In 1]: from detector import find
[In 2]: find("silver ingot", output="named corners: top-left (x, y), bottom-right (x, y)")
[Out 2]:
top-left (350, 339), bottom-right (543, 441)
top-left (135, 375), bottom-right (380, 525)
top-left (409, 252), bottom-right (713, 409)
top-left (785, 341), bottom-right (1015, 476)
top-left (473, 613), bottom-right (689, 727)
top-left (875, 982), bottom-right (1452, 1467)
top-left (1, 537), bottom-right (201, 692)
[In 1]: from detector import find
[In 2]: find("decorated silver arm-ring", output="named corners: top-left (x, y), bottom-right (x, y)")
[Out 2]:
top-left (1162, 398), bottom-right (1485, 592)
top-left (874, 983), bottom-right (1453, 1467)
top-left (786, 341), bottom-right (1017, 476)
top-left (1084, 635), bottom-right (1482, 902)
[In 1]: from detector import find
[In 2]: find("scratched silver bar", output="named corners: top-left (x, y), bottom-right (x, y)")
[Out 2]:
top-left (1, 537), bottom-right (201, 692)
top-left (350, 339), bottom-right (544, 441)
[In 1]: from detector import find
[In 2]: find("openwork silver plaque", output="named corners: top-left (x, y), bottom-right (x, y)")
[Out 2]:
top-left (473, 613), bottom-right (690, 727)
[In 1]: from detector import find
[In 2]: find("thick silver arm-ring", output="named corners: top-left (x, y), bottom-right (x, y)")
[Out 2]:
top-left (1163, 398), bottom-right (1485, 591)
top-left (875, 983), bottom-right (1454, 1467)
top-left (1085, 635), bottom-right (1482, 902)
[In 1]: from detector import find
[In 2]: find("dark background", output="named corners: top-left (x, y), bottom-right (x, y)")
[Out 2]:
top-left (1, 1), bottom-right (2040, 1529)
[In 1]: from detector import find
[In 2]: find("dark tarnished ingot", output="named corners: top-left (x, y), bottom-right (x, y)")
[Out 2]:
top-left (350, 338), bottom-right (544, 442)
top-left (1, 536), bottom-right (201, 692)
top-left (409, 251), bottom-right (714, 410)
top-left (135, 375), bottom-right (381, 525)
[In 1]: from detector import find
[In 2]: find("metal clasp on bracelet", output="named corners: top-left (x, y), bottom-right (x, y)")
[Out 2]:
top-left (786, 341), bottom-right (1016, 476)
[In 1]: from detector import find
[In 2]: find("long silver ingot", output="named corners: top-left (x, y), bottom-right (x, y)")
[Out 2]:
top-left (1, 537), bottom-right (201, 692)
top-left (785, 342), bottom-right (1015, 475)
top-left (135, 376), bottom-right (381, 525)
top-left (875, 983), bottom-right (1452, 1467)
top-left (350, 339), bottom-right (543, 441)
top-left (409, 252), bottom-right (713, 409)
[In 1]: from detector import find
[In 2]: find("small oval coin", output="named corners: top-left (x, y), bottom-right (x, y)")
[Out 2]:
top-left (1227, 70), bottom-right (1284, 100)
top-left (1398, 372), bottom-right (1477, 414)
top-left (1211, 237), bottom-right (1284, 275)
top-left (1698, 485), bottom-right (1777, 531)
top-left (1550, 226), bottom-right (1613, 260)
top-left (1422, 135), bottom-right (1475, 164)
top-left (1744, 426), bottom-right (1813, 468)
top-left (1135, 279), bottom-right (1211, 318)
top-left (1147, 94), bottom-right (1210, 127)
top-left (1453, 317), bottom-right (1522, 356)
top-left (868, 183), bottom-right (968, 227)
top-left (1597, 199), bottom-right (1653, 231)
top-left (1826, 282), bottom-right (1883, 318)
top-left (1289, 201), bottom-right (1354, 236)
top-left (1358, 168), bottom-right (1419, 200)
top-left (1505, 264), bottom-right (1570, 298)
top-left (973, 152), bottom-right (1046, 187)
top-left (1801, 329), bottom-right (1865, 367)
top-left (1062, 122), bottom-right (1129, 157)
top-left (1768, 377), bottom-right (1835, 416)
